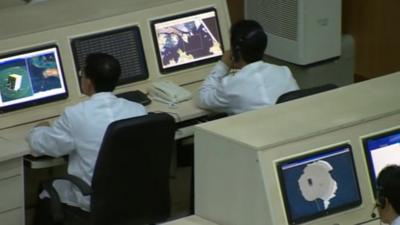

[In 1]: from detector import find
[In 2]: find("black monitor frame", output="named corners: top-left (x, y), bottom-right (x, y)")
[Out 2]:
top-left (276, 144), bottom-right (362, 225)
top-left (71, 25), bottom-right (149, 91)
top-left (0, 45), bottom-right (68, 113)
top-left (150, 7), bottom-right (224, 74)
top-left (362, 128), bottom-right (400, 196)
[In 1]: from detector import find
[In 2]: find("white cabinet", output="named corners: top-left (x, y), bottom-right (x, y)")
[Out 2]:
top-left (0, 158), bottom-right (24, 225)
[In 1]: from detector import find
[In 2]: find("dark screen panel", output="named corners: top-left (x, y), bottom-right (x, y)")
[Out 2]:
top-left (71, 26), bottom-right (148, 90)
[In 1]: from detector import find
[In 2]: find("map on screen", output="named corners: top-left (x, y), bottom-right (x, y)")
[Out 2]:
top-left (151, 8), bottom-right (223, 73)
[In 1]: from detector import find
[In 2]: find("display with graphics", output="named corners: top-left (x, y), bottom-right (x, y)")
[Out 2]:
top-left (151, 8), bottom-right (223, 74)
top-left (363, 128), bottom-right (400, 193)
top-left (277, 144), bottom-right (361, 224)
top-left (0, 46), bottom-right (68, 112)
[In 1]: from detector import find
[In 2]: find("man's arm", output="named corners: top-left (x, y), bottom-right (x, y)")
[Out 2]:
top-left (196, 51), bottom-right (233, 112)
top-left (26, 112), bottom-right (75, 157)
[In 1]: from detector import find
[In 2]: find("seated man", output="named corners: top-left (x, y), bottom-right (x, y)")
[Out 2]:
top-left (376, 165), bottom-right (400, 225)
top-left (196, 20), bottom-right (299, 115)
top-left (26, 53), bottom-right (147, 224)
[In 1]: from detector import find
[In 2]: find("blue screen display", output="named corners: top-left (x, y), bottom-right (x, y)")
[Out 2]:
top-left (0, 45), bottom-right (68, 113)
top-left (277, 144), bottom-right (362, 224)
top-left (363, 129), bottom-right (400, 192)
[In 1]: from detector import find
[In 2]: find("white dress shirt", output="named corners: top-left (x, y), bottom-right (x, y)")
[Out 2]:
top-left (392, 216), bottom-right (400, 225)
top-left (197, 61), bottom-right (299, 114)
top-left (27, 92), bottom-right (147, 211)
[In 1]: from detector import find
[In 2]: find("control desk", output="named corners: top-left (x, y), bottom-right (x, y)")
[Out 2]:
top-left (0, 80), bottom-right (221, 225)
top-left (0, 80), bottom-right (216, 154)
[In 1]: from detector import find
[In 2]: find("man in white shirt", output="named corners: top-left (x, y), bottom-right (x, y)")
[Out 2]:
top-left (376, 165), bottom-right (400, 225)
top-left (196, 20), bottom-right (299, 115)
top-left (27, 53), bottom-right (147, 224)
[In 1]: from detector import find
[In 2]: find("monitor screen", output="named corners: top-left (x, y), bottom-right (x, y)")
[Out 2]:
top-left (363, 128), bottom-right (400, 192)
top-left (151, 8), bottom-right (224, 74)
top-left (0, 45), bottom-right (68, 113)
top-left (71, 26), bottom-right (148, 90)
top-left (277, 144), bottom-right (362, 224)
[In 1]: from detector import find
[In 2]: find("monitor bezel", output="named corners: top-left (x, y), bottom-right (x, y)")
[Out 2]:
top-left (0, 45), bottom-right (68, 113)
top-left (70, 25), bottom-right (149, 90)
top-left (150, 7), bottom-right (224, 75)
top-left (276, 143), bottom-right (362, 225)
top-left (362, 127), bottom-right (400, 196)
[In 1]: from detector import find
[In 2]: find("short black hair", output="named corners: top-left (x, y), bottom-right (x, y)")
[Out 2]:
top-left (377, 165), bottom-right (400, 214)
top-left (230, 20), bottom-right (267, 63)
top-left (84, 53), bottom-right (121, 92)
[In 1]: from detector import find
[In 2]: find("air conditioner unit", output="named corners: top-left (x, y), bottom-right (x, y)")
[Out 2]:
top-left (245, 0), bottom-right (341, 65)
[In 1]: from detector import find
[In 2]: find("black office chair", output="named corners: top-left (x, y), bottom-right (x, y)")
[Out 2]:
top-left (41, 112), bottom-right (175, 225)
top-left (276, 83), bottom-right (338, 104)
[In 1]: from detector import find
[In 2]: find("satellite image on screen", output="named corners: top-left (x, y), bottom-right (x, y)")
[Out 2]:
top-left (0, 59), bottom-right (33, 102)
top-left (278, 144), bottom-right (361, 224)
top-left (298, 160), bottom-right (338, 210)
top-left (153, 10), bottom-right (223, 70)
top-left (0, 53), bottom-right (61, 103)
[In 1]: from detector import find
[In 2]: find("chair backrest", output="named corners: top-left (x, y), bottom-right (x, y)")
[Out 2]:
top-left (90, 112), bottom-right (175, 225)
top-left (276, 84), bottom-right (338, 104)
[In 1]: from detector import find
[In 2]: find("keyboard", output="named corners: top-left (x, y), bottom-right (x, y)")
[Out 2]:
top-left (116, 90), bottom-right (151, 106)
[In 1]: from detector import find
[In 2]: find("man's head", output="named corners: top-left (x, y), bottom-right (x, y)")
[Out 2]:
top-left (376, 165), bottom-right (400, 223)
top-left (230, 20), bottom-right (267, 64)
top-left (80, 53), bottom-right (121, 95)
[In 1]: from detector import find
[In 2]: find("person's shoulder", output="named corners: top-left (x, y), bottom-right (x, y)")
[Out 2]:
top-left (119, 98), bottom-right (147, 113)
top-left (261, 62), bottom-right (292, 74)
top-left (63, 94), bottom-right (101, 114)
top-left (261, 61), bottom-right (288, 69)
top-left (124, 99), bottom-right (146, 109)
top-left (62, 100), bottom-right (87, 117)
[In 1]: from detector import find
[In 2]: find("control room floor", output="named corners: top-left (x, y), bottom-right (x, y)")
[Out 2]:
top-left (169, 137), bottom-right (195, 221)
top-left (169, 165), bottom-right (193, 220)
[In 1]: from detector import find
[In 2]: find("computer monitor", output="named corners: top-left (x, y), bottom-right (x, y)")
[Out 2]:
top-left (71, 26), bottom-right (148, 90)
top-left (0, 45), bottom-right (68, 113)
top-left (150, 8), bottom-right (224, 74)
top-left (277, 144), bottom-right (362, 224)
top-left (362, 128), bottom-right (400, 193)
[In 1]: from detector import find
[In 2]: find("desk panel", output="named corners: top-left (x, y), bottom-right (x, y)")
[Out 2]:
top-left (0, 158), bottom-right (23, 225)
top-left (161, 215), bottom-right (220, 225)
top-left (0, 209), bottom-right (23, 225)
top-left (0, 175), bottom-right (23, 212)
top-left (0, 158), bottom-right (22, 179)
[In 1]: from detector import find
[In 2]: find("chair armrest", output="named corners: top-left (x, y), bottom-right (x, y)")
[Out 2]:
top-left (41, 174), bottom-right (92, 223)
top-left (55, 174), bottom-right (92, 195)
top-left (42, 180), bottom-right (64, 222)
